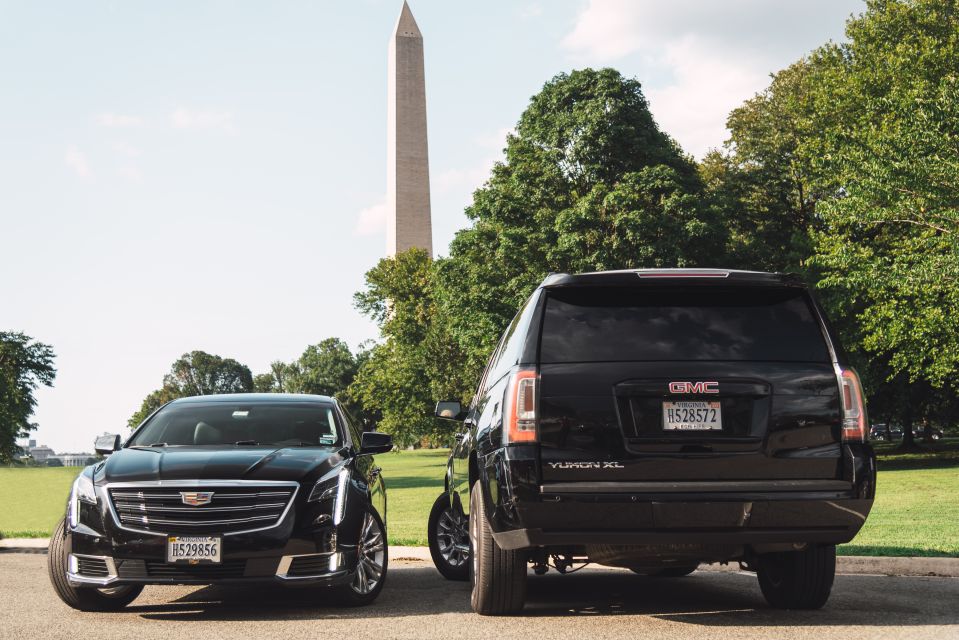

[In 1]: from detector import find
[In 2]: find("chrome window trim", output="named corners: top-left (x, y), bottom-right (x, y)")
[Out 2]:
top-left (67, 553), bottom-right (118, 587)
top-left (102, 480), bottom-right (300, 537)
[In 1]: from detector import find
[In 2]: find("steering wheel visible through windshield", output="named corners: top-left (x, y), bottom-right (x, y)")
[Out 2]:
top-left (127, 402), bottom-right (343, 448)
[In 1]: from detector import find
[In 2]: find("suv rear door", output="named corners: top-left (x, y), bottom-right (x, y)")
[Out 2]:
top-left (536, 282), bottom-right (844, 483)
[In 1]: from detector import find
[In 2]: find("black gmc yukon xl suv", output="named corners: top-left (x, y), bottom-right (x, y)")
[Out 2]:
top-left (428, 269), bottom-right (875, 615)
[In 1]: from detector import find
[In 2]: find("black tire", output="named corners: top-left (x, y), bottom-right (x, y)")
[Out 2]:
top-left (757, 544), bottom-right (836, 609)
top-left (332, 506), bottom-right (388, 606)
top-left (468, 480), bottom-right (526, 615)
top-left (630, 564), bottom-right (698, 577)
top-left (47, 519), bottom-right (142, 611)
top-left (428, 493), bottom-right (469, 581)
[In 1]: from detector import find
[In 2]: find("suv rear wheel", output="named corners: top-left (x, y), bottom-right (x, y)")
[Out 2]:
top-left (48, 519), bottom-right (143, 611)
top-left (469, 480), bottom-right (526, 615)
top-left (757, 544), bottom-right (836, 609)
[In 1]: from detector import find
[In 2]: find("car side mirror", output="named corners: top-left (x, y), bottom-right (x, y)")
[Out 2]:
top-left (359, 431), bottom-right (393, 455)
top-left (435, 401), bottom-right (465, 421)
top-left (94, 434), bottom-right (121, 455)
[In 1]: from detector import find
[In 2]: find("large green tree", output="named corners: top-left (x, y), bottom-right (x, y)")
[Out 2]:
top-left (805, 0), bottom-right (959, 447)
top-left (128, 351), bottom-right (253, 427)
top-left (0, 332), bottom-right (56, 462)
top-left (702, 59), bottom-right (827, 273)
top-left (351, 249), bottom-right (467, 446)
top-left (437, 68), bottom-right (728, 381)
top-left (285, 338), bottom-right (358, 397)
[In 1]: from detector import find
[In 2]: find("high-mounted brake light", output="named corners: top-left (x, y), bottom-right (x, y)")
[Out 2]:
top-left (505, 369), bottom-right (538, 444)
top-left (636, 271), bottom-right (729, 278)
top-left (838, 368), bottom-right (868, 442)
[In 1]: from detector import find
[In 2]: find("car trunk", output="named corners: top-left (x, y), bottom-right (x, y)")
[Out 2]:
top-left (536, 285), bottom-right (844, 483)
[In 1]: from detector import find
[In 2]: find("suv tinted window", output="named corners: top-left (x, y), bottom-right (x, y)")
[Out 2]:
top-left (541, 286), bottom-right (829, 363)
top-left (485, 292), bottom-right (540, 385)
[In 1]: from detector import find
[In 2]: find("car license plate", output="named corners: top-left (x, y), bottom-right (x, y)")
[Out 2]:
top-left (663, 401), bottom-right (722, 431)
top-left (167, 536), bottom-right (221, 564)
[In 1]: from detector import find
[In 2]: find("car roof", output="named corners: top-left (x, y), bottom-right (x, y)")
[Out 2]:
top-left (540, 268), bottom-right (804, 288)
top-left (169, 393), bottom-right (336, 405)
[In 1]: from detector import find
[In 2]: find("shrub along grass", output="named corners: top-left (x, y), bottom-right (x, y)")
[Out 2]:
top-left (2, 447), bottom-right (956, 556)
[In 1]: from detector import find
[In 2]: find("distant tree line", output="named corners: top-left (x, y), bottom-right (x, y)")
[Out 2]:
top-left (127, 339), bottom-right (375, 430)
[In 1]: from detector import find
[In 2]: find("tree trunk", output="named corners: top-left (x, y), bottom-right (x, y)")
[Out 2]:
top-left (897, 386), bottom-right (923, 452)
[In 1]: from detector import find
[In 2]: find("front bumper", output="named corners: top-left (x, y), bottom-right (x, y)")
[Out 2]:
top-left (65, 549), bottom-right (354, 588)
top-left (65, 478), bottom-right (371, 588)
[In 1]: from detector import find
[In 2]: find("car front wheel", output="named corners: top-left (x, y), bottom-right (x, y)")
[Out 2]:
top-left (47, 519), bottom-right (143, 611)
top-left (757, 544), bottom-right (836, 609)
top-left (468, 480), bottom-right (526, 615)
top-left (334, 506), bottom-right (388, 606)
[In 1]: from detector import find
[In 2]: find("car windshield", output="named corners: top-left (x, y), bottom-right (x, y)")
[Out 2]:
top-left (128, 402), bottom-right (342, 448)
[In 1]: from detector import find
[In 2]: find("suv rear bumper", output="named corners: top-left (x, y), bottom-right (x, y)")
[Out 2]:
top-left (480, 445), bottom-right (875, 551)
top-left (492, 495), bottom-right (873, 550)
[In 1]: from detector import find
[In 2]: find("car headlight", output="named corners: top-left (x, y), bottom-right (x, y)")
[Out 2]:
top-left (308, 466), bottom-right (350, 525)
top-left (69, 473), bottom-right (97, 529)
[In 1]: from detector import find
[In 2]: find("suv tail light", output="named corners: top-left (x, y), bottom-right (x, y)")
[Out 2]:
top-left (838, 368), bottom-right (868, 442)
top-left (505, 369), bottom-right (538, 444)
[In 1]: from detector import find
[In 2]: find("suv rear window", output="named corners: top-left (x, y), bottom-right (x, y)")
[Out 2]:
top-left (541, 286), bottom-right (830, 363)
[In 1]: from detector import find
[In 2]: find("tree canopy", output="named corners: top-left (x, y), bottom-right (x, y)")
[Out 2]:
top-left (128, 351), bottom-right (253, 427)
top-left (0, 332), bottom-right (56, 462)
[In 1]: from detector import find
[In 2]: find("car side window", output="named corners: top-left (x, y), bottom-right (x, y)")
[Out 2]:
top-left (485, 291), bottom-right (539, 387)
top-left (337, 402), bottom-right (363, 445)
top-left (470, 348), bottom-right (500, 412)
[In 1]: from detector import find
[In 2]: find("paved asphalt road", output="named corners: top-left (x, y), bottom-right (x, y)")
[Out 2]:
top-left (2, 552), bottom-right (957, 640)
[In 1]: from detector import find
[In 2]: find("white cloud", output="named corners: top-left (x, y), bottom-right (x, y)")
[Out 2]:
top-left (561, 0), bottom-right (862, 157)
top-left (434, 127), bottom-right (511, 204)
top-left (117, 166), bottom-right (143, 183)
top-left (519, 3), bottom-right (543, 19)
top-left (645, 37), bottom-right (768, 157)
top-left (111, 141), bottom-right (142, 158)
top-left (97, 112), bottom-right (144, 128)
top-left (170, 108), bottom-right (235, 133)
top-left (355, 197), bottom-right (388, 235)
top-left (64, 146), bottom-right (92, 178)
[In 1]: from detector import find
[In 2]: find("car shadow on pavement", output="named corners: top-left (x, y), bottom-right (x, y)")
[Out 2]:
top-left (522, 571), bottom-right (957, 626)
top-left (131, 565), bottom-right (958, 626)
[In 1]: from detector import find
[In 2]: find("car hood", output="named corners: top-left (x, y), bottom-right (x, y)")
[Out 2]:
top-left (97, 446), bottom-right (347, 485)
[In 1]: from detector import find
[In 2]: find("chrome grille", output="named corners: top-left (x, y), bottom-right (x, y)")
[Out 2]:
top-left (108, 483), bottom-right (297, 535)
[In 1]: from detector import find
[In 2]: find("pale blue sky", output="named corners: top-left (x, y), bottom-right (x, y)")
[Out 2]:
top-left (0, 0), bottom-right (862, 452)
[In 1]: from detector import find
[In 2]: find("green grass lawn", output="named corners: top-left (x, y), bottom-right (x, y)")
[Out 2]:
top-left (2, 447), bottom-right (956, 557)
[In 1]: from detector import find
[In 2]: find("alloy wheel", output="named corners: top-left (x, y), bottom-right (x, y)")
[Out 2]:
top-left (351, 511), bottom-right (386, 595)
top-left (436, 506), bottom-right (469, 568)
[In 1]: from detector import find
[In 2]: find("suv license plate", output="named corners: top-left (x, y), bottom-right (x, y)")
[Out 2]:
top-left (663, 401), bottom-right (722, 431)
top-left (167, 536), bottom-right (222, 564)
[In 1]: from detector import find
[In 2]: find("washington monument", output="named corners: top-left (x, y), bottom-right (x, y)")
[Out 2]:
top-left (387, 1), bottom-right (432, 258)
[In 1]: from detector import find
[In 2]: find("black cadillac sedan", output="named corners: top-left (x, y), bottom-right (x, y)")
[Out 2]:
top-left (48, 394), bottom-right (391, 611)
